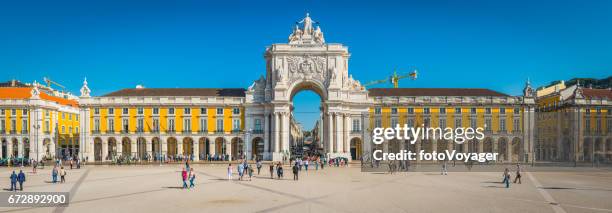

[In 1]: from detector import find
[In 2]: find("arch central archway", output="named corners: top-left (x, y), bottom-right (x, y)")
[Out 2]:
top-left (289, 81), bottom-right (327, 159)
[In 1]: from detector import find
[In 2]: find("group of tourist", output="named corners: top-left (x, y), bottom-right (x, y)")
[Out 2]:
top-left (502, 164), bottom-right (522, 188)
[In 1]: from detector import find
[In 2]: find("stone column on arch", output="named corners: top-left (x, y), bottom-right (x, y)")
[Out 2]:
top-left (282, 111), bottom-right (290, 153)
top-left (274, 112), bottom-right (280, 153)
top-left (507, 139), bottom-right (513, 162)
top-left (225, 137), bottom-right (232, 161)
top-left (193, 139), bottom-right (200, 161)
top-left (343, 113), bottom-right (350, 153)
top-left (335, 112), bottom-right (343, 154)
top-left (263, 112), bottom-right (270, 154)
top-left (17, 138), bottom-right (23, 158)
top-left (327, 112), bottom-right (334, 154)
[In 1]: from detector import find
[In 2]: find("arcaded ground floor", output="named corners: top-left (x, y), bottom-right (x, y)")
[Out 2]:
top-left (0, 164), bottom-right (610, 213)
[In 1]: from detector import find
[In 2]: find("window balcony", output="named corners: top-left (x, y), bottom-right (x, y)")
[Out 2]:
top-left (351, 130), bottom-right (362, 134)
top-left (106, 130), bottom-right (115, 134)
top-left (198, 129), bottom-right (208, 134)
top-left (21, 130), bottom-right (28, 134)
top-left (151, 129), bottom-right (160, 133)
top-left (44, 131), bottom-right (51, 135)
top-left (121, 130), bottom-right (130, 134)
top-left (136, 128), bottom-right (144, 133)
top-left (215, 129), bottom-right (224, 134)
top-left (182, 130), bottom-right (192, 134)
top-left (512, 130), bottom-right (521, 134)
top-left (92, 130), bottom-right (101, 134)
top-left (252, 129), bottom-right (263, 134)
top-left (232, 129), bottom-right (242, 134)
top-left (10, 130), bottom-right (16, 134)
top-left (498, 130), bottom-right (507, 134)
top-left (166, 130), bottom-right (176, 134)
top-left (484, 130), bottom-right (493, 134)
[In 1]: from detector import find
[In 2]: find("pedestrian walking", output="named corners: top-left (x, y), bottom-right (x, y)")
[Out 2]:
top-left (32, 160), bottom-right (37, 174)
top-left (269, 163), bottom-right (274, 179)
top-left (441, 160), bottom-right (448, 175)
top-left (513, 164), bottom-right (522, 184)
top-left (17, 170), bottom-right (25, 191)
top-left (292, 163), bottom-right (299, 181)
top-left (9, 171), bottom-right (17, 191)
top-left (276, 163), bottom-right (283, 179)
top-left (52, 166), bottom-right (58, 183)
top-left (304, 159), bottom-right (309, 171)
top-left (227, 164), bottom-right (233, 181)
top-left (238, 163), bottom-right (244, 181)
top-left (256, 160), bottom-right (262, 175)
top-left (59, 167), bottom-right (66, 183)
top-left (189, 168), bottom-right (196, 188)
top-left (503, 168), bottom-right (511, 188)
top-left (181, 168), bottom-right (188, 189)
top-left (70, 159), bottom-right (74, 169)
top-left (247, 165), bottom-right (253, 181)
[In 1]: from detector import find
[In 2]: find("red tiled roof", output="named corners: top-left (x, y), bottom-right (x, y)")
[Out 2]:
top-left (102, 88), bottom-right (246, 97)
top-left (582, 88), bottom-right (612, 99)
top-left (0, 87), bottom-right (78, 107)
top-left (368, 88), bottom-right (509, 97)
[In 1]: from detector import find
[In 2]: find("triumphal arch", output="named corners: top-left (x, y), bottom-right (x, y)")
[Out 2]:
top-left (245, 13), bottom-right (371, 161)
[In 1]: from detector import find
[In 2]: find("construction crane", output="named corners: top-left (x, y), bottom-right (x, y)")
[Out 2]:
top-left (43, 77), bottom-right (65, 90)
top-left (363, 69), bottom-right (418, 88)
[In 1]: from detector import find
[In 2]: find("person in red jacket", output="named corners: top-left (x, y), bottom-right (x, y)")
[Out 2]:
top-left (181, 168), bottom-right (188, 189)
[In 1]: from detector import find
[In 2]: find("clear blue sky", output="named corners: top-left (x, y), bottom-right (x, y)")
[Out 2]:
top-left (1, 0), bottom-right (611, 129)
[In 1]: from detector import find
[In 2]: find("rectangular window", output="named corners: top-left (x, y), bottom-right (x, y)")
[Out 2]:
top-left (137, 118), bottom-right (144, 132)
top-left (45, 120), bottom-right (50, 132)
top-left (255, 119), bottom-right (262, 131)
top-left (485, 108), bottom-right (491, 114)
top-left (168, 118), bottom-right (175, 132)
top-left (75, 127), bottom-right (79, 134)
top-left (391, 108), bottom-right (398, 115)
top-left (1, 120), bottom-right (5, 131)
top-left (168, 108), bottom-right (175, 115)
top-left (22, 119), bottom-right (27, 133)
top-left (216, 119), bottom-right (224, 131)
top-left (407, 108), bottom-right (414, 114)
top-left (184, 108), bottom-right (191, 115)
top-left (585, 119), bottom-right (590, 133)
top-left (423, 108), bottom-right (430, 114)
top-left (61, 112), bottom-right (65, 119)
top-left (455, 108), bottom-right (461, 114)
top-left (11, 120), bottom-right (16, 131)
top-left (11, 109), bottom-right (16, 116)
top-left (122, 118), bottom-right (129, 132)
top-left (374, 107), bottom-right (381, 115)
top-left (596, 119), bottom-right (601, 133)
top-left (153, 118), bottom-right (159, 132)
top-left (586, 109), bottom-right (591, 115)
top-left (200, 108), bottom-right (207, 115)
top-left (233, 107), bottom-right (240, 115)
top-left (94, 119), bottom-right (100, 131)
top-left (391, 118), bottom-right (398, 128)
top-left (68, 127), bottom-right (72, 134)
top-left (407, 119), bottom-right (414, 127)
top-left (184, 118), bottom-right (191, 131)
top-left (1, 109), bottom-right (5, 115)
top-left (45, 110), bottom-right (49, 117)
top-left (94, 108), bottom-right (100, 115)
top-left (122, 108), bottom-right (129, 115)
top-left (375, 118), bottom-right (382, 128)
top-left (108, 118), bottom-right (114, 131)
top-left (485, 118), bottom-right (491, 131)
top-left (137, 107), bottom-right (144, 115)
top-left (153, 108), bottom-right (159, 115)
top-left (423, 118), bottom-right (430, 127)
top-left (75, 115), bottom-right (79, 121)
top-left (455, 118), bottom-right (462, 128)
top-left (439, 108), bottom-right (446, 114)
top-left (22, 109), bottom-right (27, 115)
top-left (439, 119), bottom-right (446, 128)
top-left (108, 108), bottom-right (114, 115)
top-left (200, 118), bottom-right (207, 131)
top-left (513, 119), bottom-right (520, 132)
top-left (500, 108), bottom-right (506, 115)
top-left (514, 108), bottom-right (520, 115)
top-left (596, 108), bottom-right (601, 115)
top-left (500, 119), bottom-right (506, 131)
top-left (232, 119), bottom-right (240, 131)
top-left (61, 126), bottom-right (65, 134)
top-left (470, 118), bottom-right (476, 128)
top-left (217, 108), bottom-right (224, 115)
top-left (471, 108), bottom-right (477, 114)
top-left (352, 119), bottom-right (360, 131)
